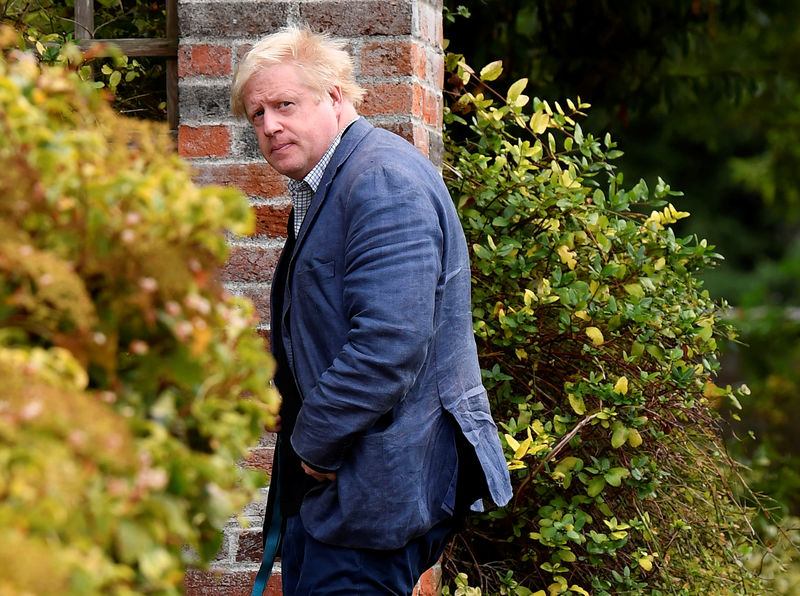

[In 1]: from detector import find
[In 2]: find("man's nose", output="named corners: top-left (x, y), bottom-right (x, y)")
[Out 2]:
top-left (261, 112), bottom-right (281, 136)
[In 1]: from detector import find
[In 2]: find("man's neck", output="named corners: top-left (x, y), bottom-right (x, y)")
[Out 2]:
top-left (336, 102), bottom-right (359, 134)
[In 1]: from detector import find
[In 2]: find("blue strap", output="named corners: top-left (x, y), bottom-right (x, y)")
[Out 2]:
top-left (250, 443), bottom-right (283, 596)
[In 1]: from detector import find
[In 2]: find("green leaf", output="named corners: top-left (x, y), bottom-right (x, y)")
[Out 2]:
top-left (587, 476), bottom-right (606, 497)
top-left (624, 283), bottom-right (644, 298)
top-left (605, 467), bottom-right (630, 487)
top-left (108, 69), bottom-right (122, 89)
top-left (611, 422), bottom-right (629, 448)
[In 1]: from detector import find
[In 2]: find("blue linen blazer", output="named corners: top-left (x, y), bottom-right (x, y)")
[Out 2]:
top-left (273, 117), bottom-right (512, 549)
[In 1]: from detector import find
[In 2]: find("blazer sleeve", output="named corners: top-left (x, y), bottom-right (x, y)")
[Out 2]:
top-left (290, 161), bottom-right (445, 471)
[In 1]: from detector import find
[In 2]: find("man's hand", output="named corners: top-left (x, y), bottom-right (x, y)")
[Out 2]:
top-left (301, 462), bottom-right (337, 483)
top-left (266, 415), bottom-right (282, 433)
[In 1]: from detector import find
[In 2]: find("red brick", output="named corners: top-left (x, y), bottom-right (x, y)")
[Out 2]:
top-left (360, 41), bottom-right (415, 77)
top-left (361, 83), bottom-right (415, 116)
top-left (193, 163), bottom-right (287, 199)
top-left (184, 568), bottom-right (281, 596)
top-left (179, 44), bottom-right (232, 77)
top-left (413, 43), bottom-right (428, 81)
top-left (253, 203), bottom-right (291, 238)
top-left (422, 87), bottom-right (443, 128)
top-left (235, 528), bottom-right (264, 563)
top-left (222, 245), bottom-right (281, 284)
top-left (378, 119), bottom-right (415, 147)
top-left (414, 564), bottom-right (443, 596)
top-left (243, 445), bottom-right (275, 474)
top-left (413, 82), bottom-right (425, 117)
top-left (178, 125), bottom-right (231, 158)
top-left (245, 290), bottom-right (271, 328)
top-left (412, 123), bottom-right (430, 157)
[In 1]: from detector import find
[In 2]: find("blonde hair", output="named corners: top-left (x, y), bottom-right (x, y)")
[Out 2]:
top-left (230, 26), bottom-right (366, 118)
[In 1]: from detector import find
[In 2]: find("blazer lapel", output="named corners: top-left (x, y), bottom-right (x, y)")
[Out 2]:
top-left (280, 118), bottom-right (374, 341)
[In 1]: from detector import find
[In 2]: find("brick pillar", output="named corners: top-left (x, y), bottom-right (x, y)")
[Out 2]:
top-left (176, 1), bottom-right (445, 595)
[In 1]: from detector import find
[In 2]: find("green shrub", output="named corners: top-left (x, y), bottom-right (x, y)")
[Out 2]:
top-left (442, 55), bottom-right (763, 595)
top-left (0, 27), bottom-right (279, 595)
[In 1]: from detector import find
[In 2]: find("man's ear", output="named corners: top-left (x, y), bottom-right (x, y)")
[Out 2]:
top-left (328, 85), bottom-right (344, 109)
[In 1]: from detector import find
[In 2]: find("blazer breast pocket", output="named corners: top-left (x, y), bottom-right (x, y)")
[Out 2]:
top-left (293, 259), bottom-right (343, 332)
top-left (295, 259), bottom-right (335, 283)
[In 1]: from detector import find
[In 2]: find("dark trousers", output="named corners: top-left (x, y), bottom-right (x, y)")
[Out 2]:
top-left (280, 514), bottom-right (454, 595)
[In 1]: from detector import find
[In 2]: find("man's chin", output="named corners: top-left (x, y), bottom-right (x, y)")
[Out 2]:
top-left (267, 158), bottom-right (297, 178)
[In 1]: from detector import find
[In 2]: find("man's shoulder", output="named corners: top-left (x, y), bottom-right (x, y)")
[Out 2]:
top-left (343, 121), bottom-right (432, 170)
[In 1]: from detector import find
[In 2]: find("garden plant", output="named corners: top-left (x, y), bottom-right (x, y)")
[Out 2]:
top-left (440, 54), bottom-right (765, 595)
top-left (0, 26), bottom-right (279, 595)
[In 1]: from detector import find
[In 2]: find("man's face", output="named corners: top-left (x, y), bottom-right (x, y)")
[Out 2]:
top-left (242, 63), bottom-right (341, 181)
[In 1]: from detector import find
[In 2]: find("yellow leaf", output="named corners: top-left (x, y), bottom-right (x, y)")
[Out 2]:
top-left (561, 169), bottom-right (580, 189)
top-left (638, 555), bottom-right (654, 572)
top-left (557, 245), bottom-right (577, 270)
top-left (703, 381), bottom-right (729, 398)
top-left (568, 393), bottom-right (586, 415)
top-left (530, 110), bottom-right (550, 134)
top-left (514, 437), bottom-right (532, 459)
top-left (585, 326), bottom-right (604, 346)
top-left (523, 288), bottom-right (536, 306)
top-left (190, 325), bottom-right (212, 356)
top-left (479, 60), bottom-right (503, 81)
top-left (504, 433), bottom-right (520, 451)
top-left (613, 376), bottom-right (628, 395)
top-left (628, 428), bottom-right (643, 448)
top-left (570, 586), bottom-right (590, 596)
top-left (507, 78), bottom-right (528, 104)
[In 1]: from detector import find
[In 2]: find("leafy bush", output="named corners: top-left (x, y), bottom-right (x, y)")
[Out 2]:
top-left (441, 55), bottom-right (764, 595)
top-left (0, 27), bottom-right (278, 595)
top-left (1, 0), bottom-right (168, 119)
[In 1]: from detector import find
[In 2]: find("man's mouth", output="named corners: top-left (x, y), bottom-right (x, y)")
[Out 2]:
top-left (271, 141), bottom-right (292, 155)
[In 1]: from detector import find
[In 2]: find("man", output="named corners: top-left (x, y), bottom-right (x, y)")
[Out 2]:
top-left (230, 26), bottom-right (512, 595)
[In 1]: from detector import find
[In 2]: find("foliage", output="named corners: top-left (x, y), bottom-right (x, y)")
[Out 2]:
top-left (441, 54), bottom-right (766, 594)
top-left (444, 0), bottom-right (800, 303)
top-left (0, 0), bottom-right (168, 119)
top-left (0, 27), bottom-right (279, 595)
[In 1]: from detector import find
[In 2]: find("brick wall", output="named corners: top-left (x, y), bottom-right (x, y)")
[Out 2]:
top-left (176, 1), bottom-right (445, 594)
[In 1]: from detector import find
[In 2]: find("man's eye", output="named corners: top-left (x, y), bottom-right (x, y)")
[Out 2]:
top-left (280, 101), bottom-right (293, 109)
